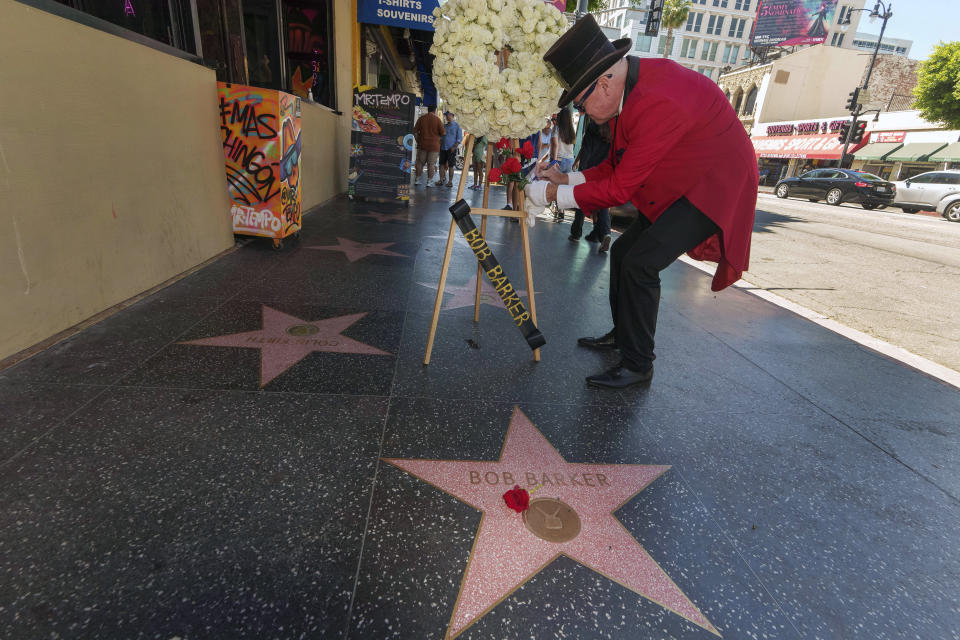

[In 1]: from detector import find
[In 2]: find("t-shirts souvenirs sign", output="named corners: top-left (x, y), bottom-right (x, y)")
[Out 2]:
top-left (357, 0), bottom-right (440, 30)
top-left (350, 88), bottom-right (416, 203)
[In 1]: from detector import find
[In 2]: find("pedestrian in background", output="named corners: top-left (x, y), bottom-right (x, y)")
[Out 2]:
top-left (552, 108), bottom-right (577, 221)
top-left (439, 111), bottom-right (463, 187)
top-left (554, 108), bottom-right (576, 173)
top-left (539, 118), bottom-right (557, 164)
top-left (568, 116), bottom-right (612, 252)
top-left (413, 105), bottom-right (445, 188)
top-left (470, 135), bottom-right (487, 191)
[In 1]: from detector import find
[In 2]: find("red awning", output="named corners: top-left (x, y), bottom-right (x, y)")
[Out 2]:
top-left (750, 132), bottom-right (868, 160)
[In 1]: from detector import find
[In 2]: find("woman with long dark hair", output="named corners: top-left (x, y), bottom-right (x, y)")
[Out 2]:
top-left (555, 107), bottom-right (577, 173)
top-left (551, 108), bottom-right (579, 222)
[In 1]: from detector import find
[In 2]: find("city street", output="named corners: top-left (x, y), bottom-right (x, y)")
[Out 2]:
top-left (739, 192), bottom-right (960, 373)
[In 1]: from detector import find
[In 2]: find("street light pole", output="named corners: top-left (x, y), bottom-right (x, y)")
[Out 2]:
top-left (862, 3), bottom-right (892, 90)
top-left (839, 1), bottom-right (893, 167)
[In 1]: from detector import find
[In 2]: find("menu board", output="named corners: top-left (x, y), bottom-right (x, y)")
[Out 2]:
top-left (349, 88), bottom-right (415, 203)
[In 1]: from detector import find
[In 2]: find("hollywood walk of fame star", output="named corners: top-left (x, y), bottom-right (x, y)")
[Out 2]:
top-left (357, 210), bottom-right (415, 224)
top-left (417, 274), bottom-right (539, 312)
top-left (180, 306), bottom-right (391, 387)
top-left (306, 237), bottom-right (407, 262)
top-left (383, 408), bottom-right (718, 639)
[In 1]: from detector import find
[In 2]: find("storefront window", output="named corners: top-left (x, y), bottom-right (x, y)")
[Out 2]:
top-left (52, 0), bottom-right (197, 53)
top-left (243, 0), bottom-right (283, 90)
top-left (285, 0), bottom-right (335, 108)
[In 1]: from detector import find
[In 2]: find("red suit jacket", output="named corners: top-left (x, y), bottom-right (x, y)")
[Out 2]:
top-left (574, 59), bottom-right (758, 291)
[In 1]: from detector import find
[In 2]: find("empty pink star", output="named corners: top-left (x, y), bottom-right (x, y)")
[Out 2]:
top-left (306, 237), bottom-right (407, 262)
top-left (384, 408), bottom-right (718, 639)
top-left (417, 274), bottom-right (539, 311)
top-left (180, 306), bottom-right (390, 387)
top-left (357, 210), bottom-right (415, 224)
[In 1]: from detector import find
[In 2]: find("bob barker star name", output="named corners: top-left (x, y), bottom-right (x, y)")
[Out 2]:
top-left (469, 470), bottom-right (611, 487)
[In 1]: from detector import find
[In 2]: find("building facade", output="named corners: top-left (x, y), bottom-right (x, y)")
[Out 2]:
top-left (852, 111), bottom-right (960, 180)
top-left (717, 43), bottom-right (930, 182)
top-left (849, 31), bottom-right (912, 57)
top-left (597, 0), bottom-right (866, 81)
top-left (718, 45), bottom-right (918, 135)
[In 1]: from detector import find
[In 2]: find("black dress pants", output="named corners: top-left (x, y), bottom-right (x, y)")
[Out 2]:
top-left (609, 197), bottom-right (719, 371)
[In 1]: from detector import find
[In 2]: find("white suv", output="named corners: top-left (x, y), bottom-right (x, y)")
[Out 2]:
top-left (892, 170), bottom-right (960, 222)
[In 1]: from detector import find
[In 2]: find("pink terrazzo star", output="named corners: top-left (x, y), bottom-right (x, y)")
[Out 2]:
top-left (306, 237), bottom-right (407, 262)
top-left (180, 306), bottom-right (390, 387)
top-left (417, 274), bottom-right (539, 311)
top-left (384, 408), bottom-right (718, 639)
top-left (357, 210), bottom-right (415, 224)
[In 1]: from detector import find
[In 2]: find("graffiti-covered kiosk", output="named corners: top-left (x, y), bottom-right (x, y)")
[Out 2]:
top-left (218, 83), bottom-right (303, 247)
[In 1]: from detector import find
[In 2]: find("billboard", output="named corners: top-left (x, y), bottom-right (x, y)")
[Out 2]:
top-left (750, 0), bottom-right (838, 47)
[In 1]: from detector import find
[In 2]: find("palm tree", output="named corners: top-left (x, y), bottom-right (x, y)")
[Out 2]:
top-left (660, 0), bottom-right (690, 58)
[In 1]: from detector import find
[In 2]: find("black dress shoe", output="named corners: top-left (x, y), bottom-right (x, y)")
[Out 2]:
top-left (586, 364), bottom-right (653, 388)
top-left (584, 233), bottom-right (599, 243)
top-left (577, 330), bottom-right (617, 350)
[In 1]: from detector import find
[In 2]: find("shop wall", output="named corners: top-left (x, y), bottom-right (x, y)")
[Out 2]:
top-left (300, 103), bottom-right (343, 209)
top-left (301, 3), bottom-right (353, 210)
top-left (0, 2), bottom-right (234, 360)
top-left (759, 46), bottom-right (867, 124)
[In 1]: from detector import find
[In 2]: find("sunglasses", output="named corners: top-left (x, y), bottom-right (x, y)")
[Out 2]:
top-left (572, 74), bottom-right (612, 113)
top-left (280, 134), bottom-right (302, 181)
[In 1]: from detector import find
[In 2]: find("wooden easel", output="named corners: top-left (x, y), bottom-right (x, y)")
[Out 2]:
top-left (423, 133), bottom-right (541, 365)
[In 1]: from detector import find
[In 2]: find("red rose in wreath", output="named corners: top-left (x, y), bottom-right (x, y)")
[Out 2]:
top-left (520, 140), bottom-right (534, 160)
top-left (495, 137), bottom-right (511, 150)
top-left (501, 156), bottom-right (522, 175)
top-left (487, 167), bottom-right (502, 183)
top-left (502, 485), bottom-right (530, 513)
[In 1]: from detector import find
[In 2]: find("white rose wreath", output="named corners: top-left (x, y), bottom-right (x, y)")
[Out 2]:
top-left (430, 0), bottom-right (568, 140)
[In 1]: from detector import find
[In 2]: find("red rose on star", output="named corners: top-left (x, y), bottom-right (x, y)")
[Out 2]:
top-left (501, 157), bottom-right (521, 174)
top-left (520, 140), bottom-right (534, 159)
top-left (487, 167), bottom-right (502, 183)
top-left (502, 485), bottom-right (530, 513)
top-left (495, 137), bottom-right (510, 150)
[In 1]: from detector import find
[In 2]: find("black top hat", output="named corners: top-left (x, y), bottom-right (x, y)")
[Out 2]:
top-left (543, 14), bottom-right (631, 108)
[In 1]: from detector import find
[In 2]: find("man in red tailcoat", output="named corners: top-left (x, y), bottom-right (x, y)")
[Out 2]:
top-left (525, 15), bottom-right (757, 388)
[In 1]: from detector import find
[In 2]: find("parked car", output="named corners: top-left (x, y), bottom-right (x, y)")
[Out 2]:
top-left (774, 168), bottom-right (896, 209)
top-left (891, 170), bottom-right (960, 222)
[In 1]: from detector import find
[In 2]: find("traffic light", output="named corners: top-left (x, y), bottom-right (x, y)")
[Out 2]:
top-left (851, 121), bottom-right (867, 144)
top-left (845, 88), bottom-right (861, 112)
top-left (838, 121), bottom-right (851, 143)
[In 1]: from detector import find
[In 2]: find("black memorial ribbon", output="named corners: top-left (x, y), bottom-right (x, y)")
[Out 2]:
top-left (449, 200), bottom-right (546, 351)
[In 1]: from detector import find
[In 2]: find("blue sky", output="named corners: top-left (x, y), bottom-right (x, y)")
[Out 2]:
top-left (853, 0), bottom-right (957, 60)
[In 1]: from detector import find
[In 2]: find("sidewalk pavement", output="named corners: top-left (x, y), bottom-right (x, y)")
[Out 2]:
top-left (1, 182), bottom-right (958, 639)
